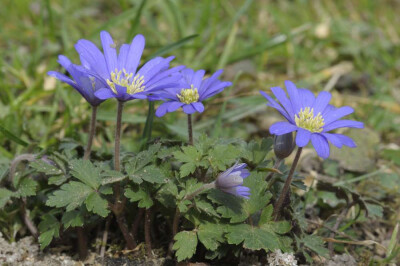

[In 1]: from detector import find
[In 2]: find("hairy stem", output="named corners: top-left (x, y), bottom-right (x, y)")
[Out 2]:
top-left (111, 100), bottom-right (136, 249)
top-left (9, 154), bottom-right (39, 238)
top-left (20, 198), bottom-right (38, 238)
top-left (184, 182), bottom-right (216, 201)
top-left (114, 101), bottom-right (124, 172)
top-left (77, 227), bottom-right (88, 260)
top-left (266, 158), bottom-right (283, 182)
top-left (83, 106), bottom-right (98, 160)
top-left (273, 147), bottom-right (303, 220)
top-left (77, 107), bottom-right (97, 260)
top-left (144, 208), bottom-right (153, 258)
top-left (167, 208), bottom-right (181, 257)
top-left (131, 208), bottom-right (145, 238)
top-left (187, 114), bottom-right (193, 145)
top-left (100, 216), bottom-right (111, 259)
top-left (116, 213), bottom-right (137, 250)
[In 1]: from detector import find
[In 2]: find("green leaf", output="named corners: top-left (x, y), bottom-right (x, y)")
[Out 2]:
top-left (126, 143), bottom-right (161, 171)
top-left (195, 200), bottom-right (219, 217)
top-left (208, 144), bottom-right (240, 171)
top-left (226, 224), bottom-right (280, 251)
top-left (85, 192), bottom-right (110, 217)
top-left (125, 186), bottom-right (153, 209)
top-left (258, 204), bottom-right (273, 225)
top-left (30, 160), bottom-right (63, 175)
top-left (0, 122), bottom-right (28, 146)
top-left (172, 231), bottom-right (198, 262)
top-left (156, 182), bottom-right (178, 208)
top-left (39, 230), bottom-right (56, 250)
top-left (207, 189), bottom-right (247, 223)
top-left (173, 146), bottom-right (205, 177)
top-left (197, 223), bottom-right (225, 251)
top-left (241, 138), bottom-right (273, 165)
top-left (61, 210), bottom-right (84, 229)
top-left (100, 170), bottom-right (126, 185)
top-left (48, 175), bottom-right (68, 186)
top-left (16, 178), bottom-right (37, 197)
top-left (301, 235), bottom-right (329, 258)
top-left (208, 172), bottom-right (271, 223)
top-left (0, 188), bottom-right (14, 208)
top-left (38, 213), bottom-right (60, 250)
top-left (69, 159), bottom-right (101, 189)
top-left (46, 181), bottom-right (92, 211)
top-left (135, 165), bottom-right (166, 184)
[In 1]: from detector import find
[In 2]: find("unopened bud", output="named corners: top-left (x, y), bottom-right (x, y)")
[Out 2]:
top-left (274, 133), bottom-right (295, 159)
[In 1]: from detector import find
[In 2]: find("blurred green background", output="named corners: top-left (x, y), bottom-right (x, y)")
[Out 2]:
top-left (0, 0), bottom-right (399, 161)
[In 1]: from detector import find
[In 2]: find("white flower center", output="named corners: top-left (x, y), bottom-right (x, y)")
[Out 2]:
top-left (177, 85), bottom-right (199, 104)
top-left (295, 107), bottom-right (325, 133)
top-left (106, 68), bottom-right (145, 95)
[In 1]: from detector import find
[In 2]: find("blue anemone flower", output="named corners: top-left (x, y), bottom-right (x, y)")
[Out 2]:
top-left (215, 163), bottom-right (251, 199)
top-left (260, 80), bottom-right (364, 159)
top-left (74, 31), bottom-right (184, 102)
top-left (154, 68), bottom-right (232, 117)
top-left (48, 55), bottom-right (107, 106)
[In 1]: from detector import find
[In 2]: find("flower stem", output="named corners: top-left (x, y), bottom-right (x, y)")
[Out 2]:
top-left (144, 207), bottom-right (153, 258)
top-left (111, 100), bottom-right (137, 250)
top-left (187, 114), bottom-right (193, 145)
top-left (184, 182), bottom-right (216, 201)
top-left (114, 101), bottom-right (124, 171)
top-left (83, 106), bottom-right (98, 160)
top-left (273, 147), bottom-right (303, 220)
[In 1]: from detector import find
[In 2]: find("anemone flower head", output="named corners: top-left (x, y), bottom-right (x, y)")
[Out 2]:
top-left (47, 55), bottom-right (107, 106)
top-left (154, 68), bottom-right (232, 117)
top-left (215, 163), bottom-right (251, 199)
top-left (260, 80), bottom-right (364, 159)
top-left (74, 31), bottom-right (184, 102)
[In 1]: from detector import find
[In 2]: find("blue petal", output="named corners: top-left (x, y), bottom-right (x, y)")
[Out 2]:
top-left (322, 133), bottom-right (342, 148)
top-left (332, 134), bottom-right (357, 148)
top-left (298, 88), bottom-right (315, 109)
top-left (95, 88), bottom-right (116, 100)
top-left (125, 34), bottom-right (145, 74)
top-left (100, 31), bottom-right (118, 74)
top-left (323, 106), bottom-right (354, 125)
top-left (192, 102), bottom-right (205, 113)
top-left (47, 71), bottom-right (79, 91)
top-left (145, 65), bottom-right (185, 88)
top-left (311, 134), bottom-right (330, 159)
top-left (323, 120), bottom-right (364, 132)
top-left (296, 128), bottom-right (311, 147)
top-left (167, 101), bottom-right (184, 112)
top-left (138, 56), bottom-right (174, 82)
top-left (199, 81), bottom-right (231, 101)
top-left (271, 86), bottom-right (295, 119)
top-left (75, 39), bottom-right (109, 78)
top-left (155, 102), bottom-right (170, 117)
top-left (269, 122), bottom-right (298, 135)
top-left (285, 80), bottom-right (301, 114)
top-left (117, 44), bottom-right (130, 70)
top-left (182, 104), bottom-right (196, 114)
top-left (191, 70), bottom-right (205, 89)
top-left (199, 69), bottom-right (223, 95)
top-left (312, 91), bottom-right (332, 115)
top-left (260, 90), bottom-right (293, 123)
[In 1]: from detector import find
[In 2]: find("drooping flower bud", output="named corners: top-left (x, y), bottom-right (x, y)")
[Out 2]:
top-left (274, 133), bottom-right (295, 159)
top-left (215, 163), bottom-right (251, 199)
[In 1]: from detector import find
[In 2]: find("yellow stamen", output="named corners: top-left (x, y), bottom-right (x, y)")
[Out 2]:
top-left (177, 85), bottom-right (199, 104)
top-left (295, 107), bottom-right (325, 133)
top-left (106, 68), bottom-right (145, 95)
